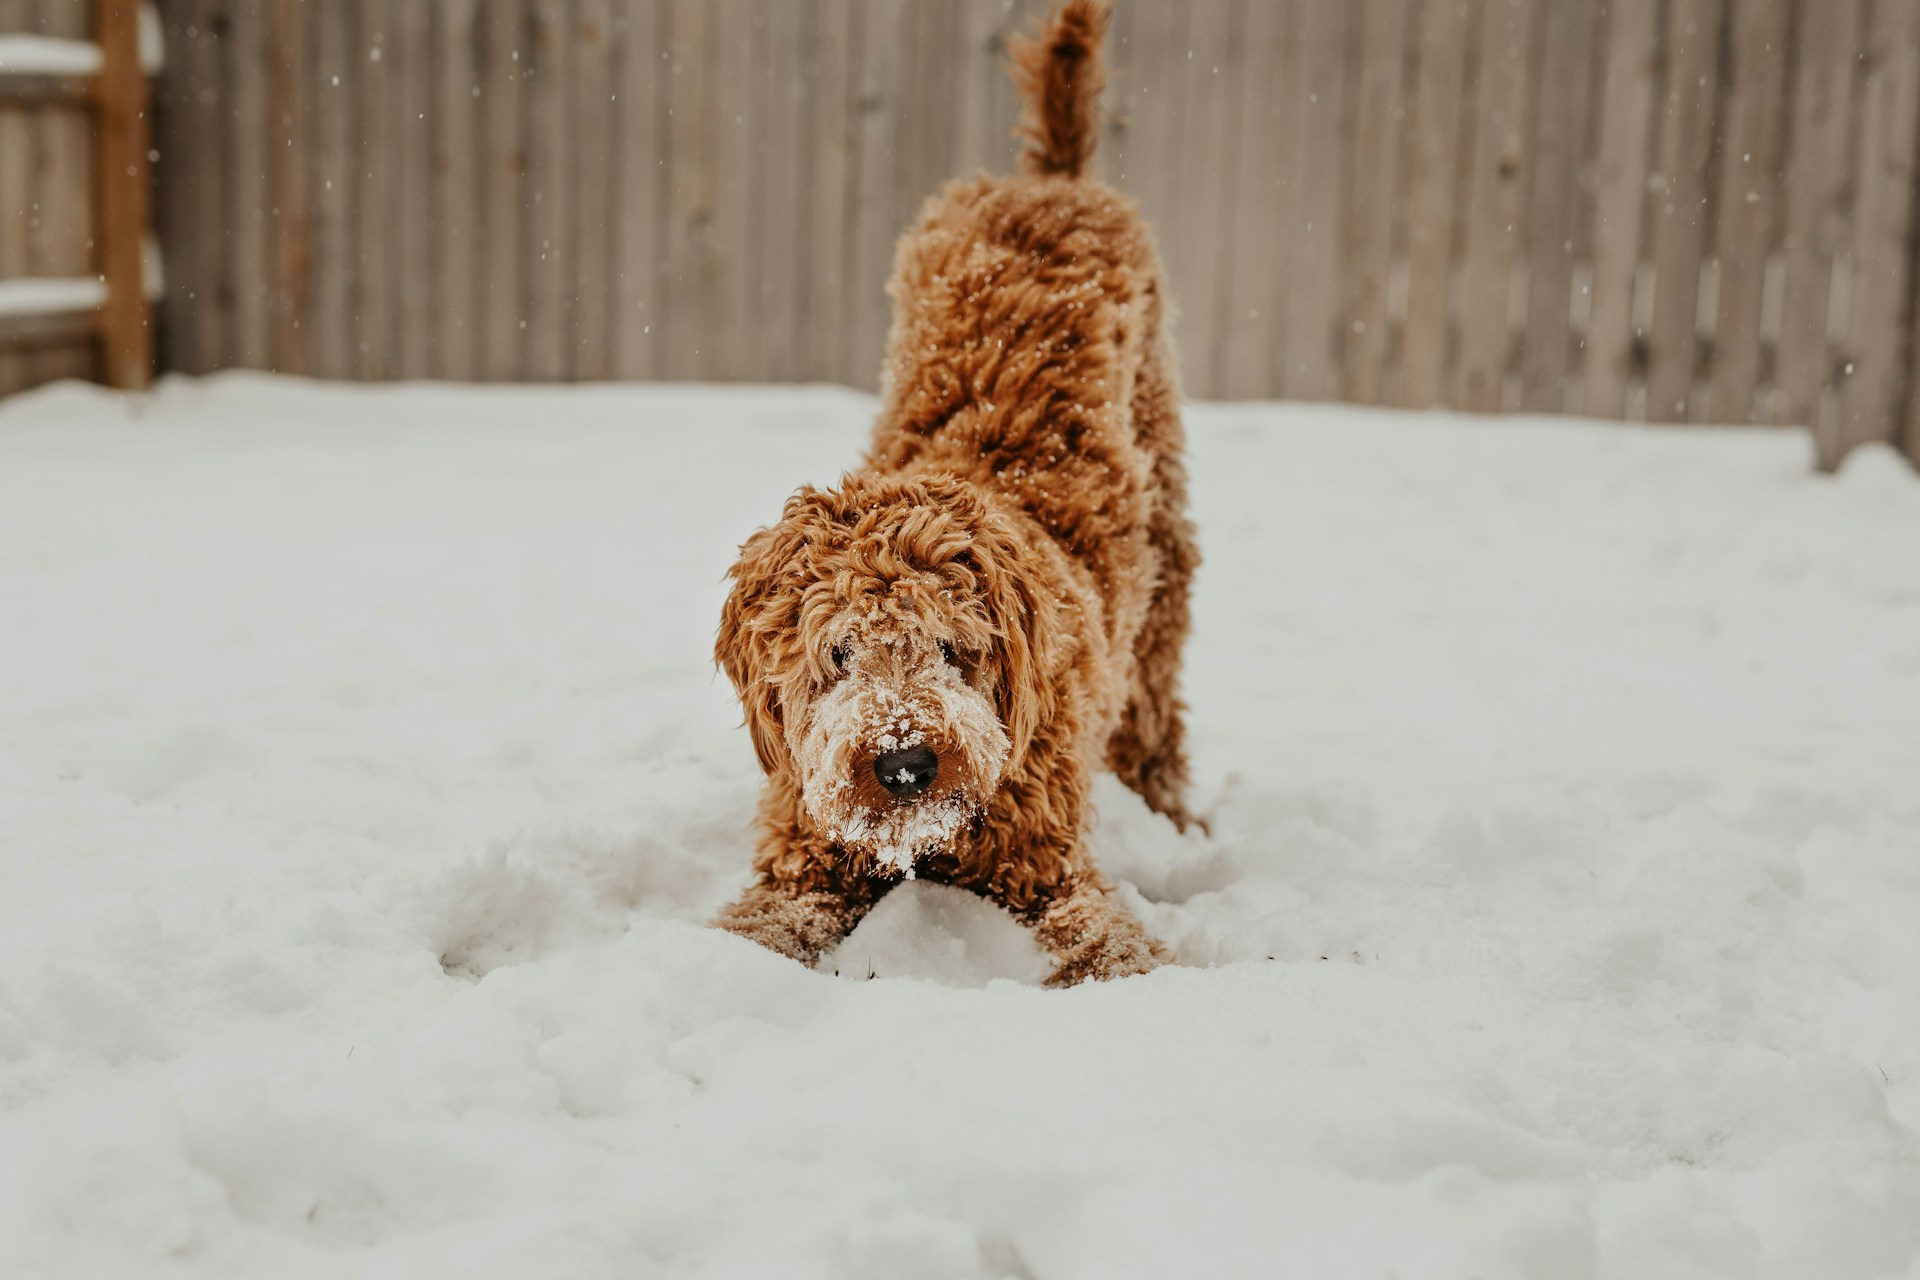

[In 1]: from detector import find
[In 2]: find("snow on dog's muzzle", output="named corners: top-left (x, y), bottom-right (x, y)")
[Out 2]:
top-left (795, 686), bottom-right (1004, 877)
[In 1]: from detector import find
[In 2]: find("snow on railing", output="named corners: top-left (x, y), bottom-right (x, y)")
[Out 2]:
top-left (0, 7), bottom-right (161, 78)
top-left (0, 246), bottom-right (163, 317)
top-left (0, 278), bottom-right (108, 317)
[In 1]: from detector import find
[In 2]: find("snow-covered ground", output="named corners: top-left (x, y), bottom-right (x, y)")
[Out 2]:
top-left (1, 374), bottom-right (1916, 1278)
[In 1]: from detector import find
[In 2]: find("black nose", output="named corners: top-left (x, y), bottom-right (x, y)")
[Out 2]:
top-left (873, 745), bottom-right (938, 798)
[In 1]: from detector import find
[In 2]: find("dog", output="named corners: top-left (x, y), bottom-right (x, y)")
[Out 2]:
top-left (712, 0), bottom-right (1198, 986)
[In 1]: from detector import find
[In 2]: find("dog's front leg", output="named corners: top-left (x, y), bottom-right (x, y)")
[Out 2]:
top-left (712, 879), bottom-right (882, 968)
top-left (1031, 879), bottom-right (1168, 987)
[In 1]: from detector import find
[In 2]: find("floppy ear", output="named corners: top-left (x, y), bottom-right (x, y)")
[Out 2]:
top-left (716, 513), bottom-right (809, 776)
top-left (968, 514), bottom-right (1065, 773)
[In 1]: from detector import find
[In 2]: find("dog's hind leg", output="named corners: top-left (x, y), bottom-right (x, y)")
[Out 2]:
top-left (1106, 343), bottom-right (1203, 831)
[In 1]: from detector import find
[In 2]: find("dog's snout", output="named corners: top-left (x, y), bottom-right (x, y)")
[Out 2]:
top-left (874, 745), bottom-right (938, 798)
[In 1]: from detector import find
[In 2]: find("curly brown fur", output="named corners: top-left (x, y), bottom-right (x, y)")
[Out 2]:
top-left (1009, 0), bottom-right (1108, 178)
top-left (712, 0), bottom-right (1198, 986)
top-left (1031, 879), bottom-right (1169, 987)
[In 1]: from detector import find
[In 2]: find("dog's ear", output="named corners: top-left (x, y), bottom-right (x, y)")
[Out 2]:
top-left (967, 515), bottom-right (1065, 772)
top-left (717, 509), bottom-right (811, 776)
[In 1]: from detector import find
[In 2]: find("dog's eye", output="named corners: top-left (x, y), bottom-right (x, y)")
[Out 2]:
top-left (938, 640), bottom-right (957, 666)
top-left (830, 640), bottom-right (852, 672)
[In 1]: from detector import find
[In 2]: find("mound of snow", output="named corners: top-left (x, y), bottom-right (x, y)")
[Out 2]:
top-left (0, 374), bottom-right (1916, 1278)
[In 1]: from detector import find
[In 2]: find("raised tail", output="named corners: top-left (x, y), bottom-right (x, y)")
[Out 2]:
top-left (1008, 0), bottom-right (1109, 179)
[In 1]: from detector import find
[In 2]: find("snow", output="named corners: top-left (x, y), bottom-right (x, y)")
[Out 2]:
top-left (0, 35), bottom-right (100, 77)
top-left (0, 277), bottom-right (106, 318)
top-left (1, 372), bottom-right (1917, 1278)
top-left (0, 248), bottom-right (164, 318)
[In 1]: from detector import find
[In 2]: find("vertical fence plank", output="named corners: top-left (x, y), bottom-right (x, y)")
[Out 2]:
top-left (1277, 0), bottom-right (1348, 402)
top-left (1830, 0), bottom-right (1920, 469)
top-left (950, 0), bottom-right (1004, 179)
top-left (170, 6), bottom-right (211, 375)
top-left (1197, 0), bottom-right (1253, 396)
top-left (480, 0), bottom-right (526, 381)
top-left (709, 0), bottom-right (755, 381)
top-left (308, 0), bottom-right (357, 378)
top-left (1, 0), bottom-right (41, 393)
top-left (1707, 0), bottom-right (1789, 425)
top-left (1159, 0), bottom-right (1237, 400)
top-left (1455, 0), bottom-right (1534, 412)
top-left (1644, 0), bottom-right (1724, 422)
top-left (867, 0), bottom-right (962, 373)
top-left (31, 0), bottom-right (95, 384)
top-left (1775, 0), bottom-right (1860, 435)
top-left (902, 0), bottom-right (960, 227)
top-left (660, 0), bottom-right (712, 380)
top-left (611, 0), bottom-right (664, 380)
top-left (388, 0), bottom-right (434, 378)
top-left (1117, 0), bottom-right (1186, 378)
top-left (21, 3), bottom-right (72, 385)
top-left (1103, 0), bottom-right (1137, 184)
top-left (204, 0), bottom-right (240, 370)
top-left (1907, 283), bottom-right (1920, 464)
top-left (747, 0), bottom-right (783, 380)
top-left (1218, 0), bottom-right (1286, 399)
top-left (96, 0), bottom-right (151, 385)
top-left (354, 0), bottom-right (393, 378)
top-left (153, 5), bottom-right (200, 374)
top-left (524, 0), bottom-right (569, 381)
top-left (801, 0), bottom-right (856, 384)
top-left (1343, 0), bottom-right (1409, 404)
top-left (848, 0), bottom-right (904, 391)
top-left (758, 0), bottom-right (808, 382)
top-left (952, 0), bottom-right (1028, 179)
top-left (435, 0), bottom-right (481, 379)
top-left (1583, 0), bottom-right (1659, 417)
top-left (1112, 0), bottom-right (1180, 299)
top-left (227, 0), bottom-right (269, 370)
top-left (1518, 0), bottom-right (1597, 413)
top-left (569, 0), bottom-right (616, 381)
top-left (267, 0), bottom-right (308, 374)
top-left (1398, 0), bottom-right (1470, 408)
top-left (1008, 0), bottom-right (1054, 176)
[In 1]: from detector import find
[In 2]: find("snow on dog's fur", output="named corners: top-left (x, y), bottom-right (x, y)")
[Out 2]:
top-left (712, 0), bottom-right (1200, 986)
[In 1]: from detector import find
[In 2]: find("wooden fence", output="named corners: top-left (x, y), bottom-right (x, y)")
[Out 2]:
top-left (0, 1), bottom-right (99, 392)
top-left (123, 1), bottom-right (1920, 467)
top-left (0, 0), bottom-right (155, 393)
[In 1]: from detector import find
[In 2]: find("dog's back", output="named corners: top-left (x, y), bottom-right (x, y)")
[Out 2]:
top-left (863, 0), bottom-right (1184, 606)
top-left (863, 0), bottom-right (1199, 826)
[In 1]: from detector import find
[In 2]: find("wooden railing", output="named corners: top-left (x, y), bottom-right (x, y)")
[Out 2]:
top-left (0, 0), bottom-right (154, 395)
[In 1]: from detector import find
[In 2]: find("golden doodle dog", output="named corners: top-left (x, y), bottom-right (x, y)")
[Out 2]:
top-left (713, 0), bottom-right (1199, 986)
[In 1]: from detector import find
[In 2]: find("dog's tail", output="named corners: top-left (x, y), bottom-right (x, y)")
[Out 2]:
top-left (1008, 0), bottom-right (1109, 179)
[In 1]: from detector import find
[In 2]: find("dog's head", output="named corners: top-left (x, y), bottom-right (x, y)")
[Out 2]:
top-left (717, 473), bottom-right (1061, 873)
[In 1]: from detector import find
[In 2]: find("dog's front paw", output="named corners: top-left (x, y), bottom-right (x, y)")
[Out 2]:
top-left (1034, 884), bottom-right (1170, 987)
top-left (1042, 931), bottom-right (1167, 987)
top-left (712, 884), bottom-right (863, 968)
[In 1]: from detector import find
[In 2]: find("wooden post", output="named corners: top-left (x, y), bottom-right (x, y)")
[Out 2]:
top-left (95, 0), bottom-right (152, 390)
